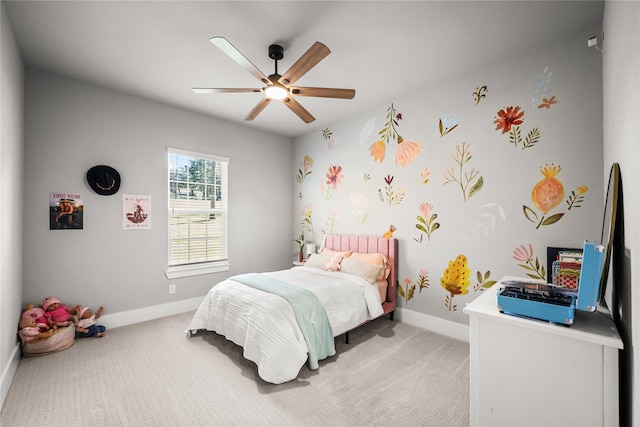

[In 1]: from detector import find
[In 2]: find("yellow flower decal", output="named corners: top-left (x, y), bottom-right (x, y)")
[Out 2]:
top-left (440, 254), bottom-right (471, 311)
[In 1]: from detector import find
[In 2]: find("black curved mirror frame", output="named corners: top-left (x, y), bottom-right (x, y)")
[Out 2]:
top-left (597, 163), bottom-right (620, 312)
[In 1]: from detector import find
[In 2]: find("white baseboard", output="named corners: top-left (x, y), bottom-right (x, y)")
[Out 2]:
top-left (101, 299), bottom-right (471, 342)
top-left (0, 343), bottom-right (21, 411)
top-left (396, 307), bottom-right (470, 343)
top-left (99, 296), bottom-right (203, 330)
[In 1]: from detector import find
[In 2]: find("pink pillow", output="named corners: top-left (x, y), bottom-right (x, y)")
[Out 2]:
top-left (322, 248), bottom-right (353, 258)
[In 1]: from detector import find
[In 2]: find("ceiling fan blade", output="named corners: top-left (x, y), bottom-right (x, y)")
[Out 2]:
top-left (278, 42), bottom-right (330, 87)
top-left (281, 96), bottom-right (315, 123)
top-left (245, 98), bottom-right (272, 121)
top-left (290, 86), bottom-right (355, 99)
top-left (210, 36), bottom-right (270, 85)
top-left (192, 88), bottom-right (263, 94)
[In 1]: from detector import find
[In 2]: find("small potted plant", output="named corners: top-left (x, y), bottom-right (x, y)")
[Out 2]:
top-left (293, 234), bottom-right (305, 262)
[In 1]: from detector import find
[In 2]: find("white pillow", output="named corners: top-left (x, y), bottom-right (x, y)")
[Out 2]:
top-left (340, 257), bottom-right (383, 283)
top-left (304, 253), bottom-right (333, 269)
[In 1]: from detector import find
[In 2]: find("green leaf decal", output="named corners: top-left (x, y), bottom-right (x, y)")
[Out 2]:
top-left (523, 205), bottom-right (538, 222)
top-left (541, 213), bottom-right (564, 226)
top-left (468, 176), bottom-right (484, 199)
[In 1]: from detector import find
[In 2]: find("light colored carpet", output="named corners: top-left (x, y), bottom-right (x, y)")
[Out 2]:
top-left (0, 311), bottom-right (470, 426)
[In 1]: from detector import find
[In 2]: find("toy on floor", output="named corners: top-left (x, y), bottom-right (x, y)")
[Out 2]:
top-left (18, 317), bottom-right (56, 343)
top-left (21, 303), bottom-right (51, 332)
top-left (41, 296), bottom-right (80, 328)
top-left (76, 306), bottom-right (106, 338)
top-left (322, 254), bottom-right (343, 271)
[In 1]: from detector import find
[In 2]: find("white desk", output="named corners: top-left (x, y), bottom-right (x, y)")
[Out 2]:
top-left (463, 276), bottom-right (623, 427)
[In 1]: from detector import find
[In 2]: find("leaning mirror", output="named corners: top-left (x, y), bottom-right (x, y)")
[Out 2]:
top-left (598, 163), bottom-right (620, 313)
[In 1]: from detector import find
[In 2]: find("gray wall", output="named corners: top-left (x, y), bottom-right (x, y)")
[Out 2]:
top-left (603, 2), bottom-right (639, 425)
top-left (0, 1), bottom-right (24, 406)
top-left (22, 69), bottom-right (294, 316)
top-left (293, 28), bottom-right (603, 331)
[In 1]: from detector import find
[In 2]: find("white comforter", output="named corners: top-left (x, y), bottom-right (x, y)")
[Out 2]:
top-left (186, 266), bottom-right (384, 384)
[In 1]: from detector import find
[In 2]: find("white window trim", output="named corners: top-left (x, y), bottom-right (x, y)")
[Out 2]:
top-left (165, 147), bottom-right (230, 278)
top-left (165, 261), bottom-right (230, 279)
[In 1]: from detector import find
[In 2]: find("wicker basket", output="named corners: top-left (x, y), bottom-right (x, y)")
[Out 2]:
top-left (20, 325), bottom-right (75, 357)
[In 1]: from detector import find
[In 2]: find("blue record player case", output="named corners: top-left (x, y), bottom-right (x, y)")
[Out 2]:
top-left (497, 241), bottom-right (604, 325)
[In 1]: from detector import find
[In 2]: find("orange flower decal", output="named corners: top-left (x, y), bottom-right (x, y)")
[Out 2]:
top-left (369, 140), bottom-right (386, 163)
top-left (370, 104), bottom-right (422, 166)
top-left (538, 96), bottom-right (557, 109)
top-left (532, 163), bottom-right (564, 214)
top-left (326, 165), bottom-right (343, 190)
top-left (494, 106), bottom-right (524, 134)
top-left (395, 138), bottom-right (422, 166)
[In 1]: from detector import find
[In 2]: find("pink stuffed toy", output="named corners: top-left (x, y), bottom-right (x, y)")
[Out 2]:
top-left (41, 296), bottom-right (80, 328)
top-left (21, 304), bottom-right (51, 332)
top-left (18, 317), bottom-right (55, 343)
top-left (322, 254), bottom-right (343, 271)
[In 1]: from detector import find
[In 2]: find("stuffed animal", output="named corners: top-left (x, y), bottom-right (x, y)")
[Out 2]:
top-left (322, 254), bottom-right (343, 271)
top-left (18, 317), bottom-right (55, 343)
top-left (76, 306), bottom-right (106, 338)
top-left (21, 304), bottom-right (51, 332)
top-left (41, 296), bottom-right (80, 328)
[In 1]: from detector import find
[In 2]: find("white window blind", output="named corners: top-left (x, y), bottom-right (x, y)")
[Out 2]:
top-left (167, 148), bottom-right (229, 276)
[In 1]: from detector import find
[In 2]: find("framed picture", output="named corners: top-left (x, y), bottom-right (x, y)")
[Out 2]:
top-left (50, 192), bottom-right (83, 230)
top-left (123, 194), bottom-right (151, 230)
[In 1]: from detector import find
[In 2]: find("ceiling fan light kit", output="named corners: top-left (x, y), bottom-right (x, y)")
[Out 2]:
top-left (193, 37), bottom-right (355, 123)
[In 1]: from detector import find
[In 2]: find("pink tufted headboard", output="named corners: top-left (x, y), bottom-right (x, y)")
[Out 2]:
top-left (323, 234), bottom-right (397, 317)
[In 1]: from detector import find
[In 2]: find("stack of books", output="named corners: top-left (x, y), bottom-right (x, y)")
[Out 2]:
top-left (552, 250), bottom-right (583, 290)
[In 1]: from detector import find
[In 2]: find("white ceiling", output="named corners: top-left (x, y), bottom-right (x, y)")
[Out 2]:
top-left (4, 0), bottom-right (604, 138)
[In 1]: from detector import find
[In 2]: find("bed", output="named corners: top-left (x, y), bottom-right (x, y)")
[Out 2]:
top-left (185, 234), bottom-right (397, 384)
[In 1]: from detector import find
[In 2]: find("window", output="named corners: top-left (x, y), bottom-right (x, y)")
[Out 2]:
top-left (166, 148), bottom-right (229, 278)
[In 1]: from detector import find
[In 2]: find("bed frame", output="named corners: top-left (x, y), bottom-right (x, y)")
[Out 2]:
top-left (324, 234), bottom-right (398, 321)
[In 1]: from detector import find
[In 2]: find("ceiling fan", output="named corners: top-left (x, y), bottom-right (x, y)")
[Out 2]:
top-left (193, 37), bottom-right (356, 123)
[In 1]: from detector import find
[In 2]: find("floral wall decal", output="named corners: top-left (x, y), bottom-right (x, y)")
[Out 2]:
top-left (438, 116), bottom-right (459, 137)
top-left (360, 118), bottom-right (376, 145)
top-left (523, 164), bottom-right (590, 229)
top-left (300, 204), bottom-right (314, 238)
top-left (378, 175), bottom-right (406, 206)
top-left (567, 185), bottom-right (588, 210)
top-left (460, 203), bottom-right (506, 241)
top-left (321, 210), bottom-right (339, 235)
top-left (473, 85), bottom-right (489, 105)
top-left (494, 106), bottom-right (541, 149)
top-left (440, 254), bottom-right (471, 311)
top-left (368, 104), bottom-right (422, 166)
top-left (473, 271), bottom-right (497, 292)
top-left (415, 202), bottom-right (440, 242)
top-left (296, 155), bottom-right (314, 183)
top-left (531, 66), bottom-right (554, 106)
top-left (525, 163), bottom-right (564, 227)
top-left (382, 225), bottom-right (397, 238)
top-left (538, 95), bottom-right (557, 109)
top-left (523, 163), bottom-right (587, 229)
top-left (321, 165), bottom-right (343, 200)
top-left (512, 243), bottom-right (546, 280)
top-left (420, 166), bottom-right (431, 185)
top-left (443, 142), bottom-right (483, 201)
top-left (322, 128), bottom-right (336, 150)
top-left (399, 277), bottom-right (416, 303)
top-left (398, 269), bottom-right (429, 303)
top-left (351, 193), bottom-right (369, 224)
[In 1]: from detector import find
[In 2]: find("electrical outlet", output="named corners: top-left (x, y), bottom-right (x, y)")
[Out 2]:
top-left (169, 284), bottom-right (176, 294)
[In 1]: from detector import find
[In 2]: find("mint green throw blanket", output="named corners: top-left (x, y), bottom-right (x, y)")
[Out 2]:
top-left (230, 273), bottom-right (335, 369)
